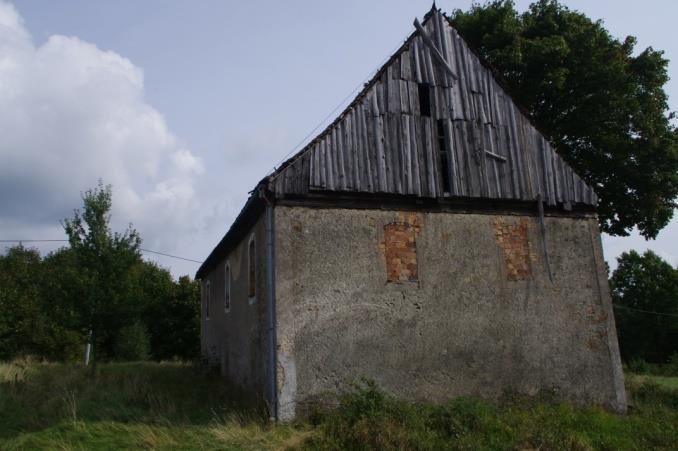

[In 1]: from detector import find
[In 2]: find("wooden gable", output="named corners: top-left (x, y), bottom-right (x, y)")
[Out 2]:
top-left (267, 8), bottom-right (597, 209)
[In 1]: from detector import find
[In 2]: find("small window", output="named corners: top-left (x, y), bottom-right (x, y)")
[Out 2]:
top-left (418, 83), bottom-right (431, 117)
top-left (248, 235), bottom-right (256, 302)
top-left (437, 119), bottom-right (452, 194)
top-left (205, 280), bottom-right (211, 319)
top-left (224, 263), bottom-right (231, 313)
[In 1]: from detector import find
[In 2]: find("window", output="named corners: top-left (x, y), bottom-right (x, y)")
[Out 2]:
top-left (248, 235), bottom-right (256, 302)
top-left (437, 119), bottom-right (452, 194)
top-left (205, 280), bottom-right (211, 319)
top-left (224, 263), bottom-right (231, 313)
top-left (418, 83), bottom-right (431, 117)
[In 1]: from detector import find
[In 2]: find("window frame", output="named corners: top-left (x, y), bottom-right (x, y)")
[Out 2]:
top-left (248, 234), bottom-right (256, 304)
top-left (224, 261), bottom-right (231, 313)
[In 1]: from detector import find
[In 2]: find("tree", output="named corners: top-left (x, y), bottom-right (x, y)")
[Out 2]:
top-left (0, 246), bottom-right (45, 359)
top-left (451, 0), bottom-right (678, 239)
top-left (62, 181), bottom-right (141, 366)
top-left (609, 250), bottom-right (678, 363)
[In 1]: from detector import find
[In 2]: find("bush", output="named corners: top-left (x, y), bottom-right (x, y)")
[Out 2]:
top-left (113, 322), bottom-right (150, 361)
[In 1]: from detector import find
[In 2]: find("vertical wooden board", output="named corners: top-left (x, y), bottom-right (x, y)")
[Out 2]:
top-left (325, 130), bottom-right (339, 191)
top-left (344, 117), bottom-right (354, 191)
top-left (355, 105), bottom-right (367, 191)
top-left (390, 55), bottom-right (401, 79)
top-left (553, 152), bottom-right (563, 204)
top-left (486, 125), bottom-right (505, 198)
top-left (351, 107), bottom-right (365, 191)
top-left (543, 138), bottom-right (556, 206)
top-left (382, 114), bottom-right (394, 192)
top-left (400, 48), bottom-right (412, 80)
top-left (300, 153), bottom-right (310, 194)
top-left (439, 85), bottom-right (450, 119)
top-left (491, 79), bottom-right (505, 125)
top-left (358, 104), bottom-right (373, 192)
top-left (317, 140), bottom-right (325, 188)
top-left (484, 72), bottom-right (495, 124)
top-left (409, 81), bottom-right (420, 116)
top-left (323, 137), bottom-right (334, 190)
top-left (507, 103), bottom-right (526, 199)
top-left (424, 117), bottom-right (439, 197)
top-left (472, 93), bottom-right (486, 124)
top-left (327, 129), bottom-right (337, 190)
top-left (442, 119), bottom-right (459, 195)
top-left (371, 93), bottom-right (387, 192)
top-left (518, 115), bottom-right (537, 199)
top-left (390, 114), bottom-right (404, 194)
top-left (377, 78), bottom-right (387, 115)
top-left (450, 121), bottom-right (467, 196)
top-left (424, 45), bottom-right (437, 86)
top-left (453, 37), bottom-right (472, 121)
top-left (415, 117), bottom-right (429, 196)
top-left (388, 77), bottom-right (400, 113)
top-left (335, 126), bottom-right (347, 191)
top-left (310, 143), bottom-right (319, 187)
top-left (503, 125), bottom-right (520, 199)
top-left (534, 132), bottom-right (547, 202)
top-left (401, 115), bottom-right (413, 194)
top-left (409, 115), bottom-right (422, 196)
top-left (400, 80), bottom-right (410, 114)
top-left (412, 39), bottom-right (423, 83)
top-left (464, 121), bottom-right (482, 197)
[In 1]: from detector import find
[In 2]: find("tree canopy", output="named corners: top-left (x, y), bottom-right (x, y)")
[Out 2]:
top-left (609, 250), bottom-right (678, 363)
top-left (451, 0), bottom-right (678, 238)
top-left (0, 183), bottom-right (200, 363)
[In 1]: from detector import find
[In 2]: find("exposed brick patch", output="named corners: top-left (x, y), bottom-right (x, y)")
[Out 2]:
top-left (380, 213), bottom-right (420, 283)
top-left (492, 218), bottom-right (535, 281)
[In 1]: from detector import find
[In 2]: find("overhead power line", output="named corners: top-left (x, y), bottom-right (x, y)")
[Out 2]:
top-left (613, 304), bottom-right (678, 318)
top-left (0, 239), bottom-right (203, 264)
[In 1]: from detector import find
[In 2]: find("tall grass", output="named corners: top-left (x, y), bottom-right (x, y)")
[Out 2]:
top-left (1, 360), bottom-right (677, 450)
top-left (0, 359), bottom-right (302, 450)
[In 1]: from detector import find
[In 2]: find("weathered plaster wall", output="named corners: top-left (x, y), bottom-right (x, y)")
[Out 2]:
top-left (274, 206), bottom-right (626, 420)
top-left (200, 212), bottom-right (270, 394)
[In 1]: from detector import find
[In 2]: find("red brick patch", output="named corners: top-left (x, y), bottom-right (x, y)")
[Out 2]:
top-left (380, 213), bottom-right (420, 283)
top-left (492, 218), bottom-right (535, 281)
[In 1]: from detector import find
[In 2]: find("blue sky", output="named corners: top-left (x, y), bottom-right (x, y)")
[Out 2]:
top-left (1, 0), bottom-right (676, 277)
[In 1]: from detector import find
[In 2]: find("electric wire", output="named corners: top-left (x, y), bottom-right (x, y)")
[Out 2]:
top-left (0, 239), bottom-right (203, 264)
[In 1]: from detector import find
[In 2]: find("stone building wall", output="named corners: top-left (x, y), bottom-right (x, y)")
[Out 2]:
top-left (200, 213), bottom-right (270, 393)
top-left (274, 205), bottom-right (626, 420)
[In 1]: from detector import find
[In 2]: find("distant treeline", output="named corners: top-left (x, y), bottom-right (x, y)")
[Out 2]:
top-left (0, 245), bottom-right (199, 362)
top-left (0, 182), bottom-right (200, 363)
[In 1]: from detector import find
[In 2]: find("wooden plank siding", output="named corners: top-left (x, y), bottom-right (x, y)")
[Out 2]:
top-left (268, 9), bottom-right (597, 208)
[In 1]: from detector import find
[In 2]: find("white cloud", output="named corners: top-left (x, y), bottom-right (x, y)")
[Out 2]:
top-left (0, 1), bottom-right (208, 275)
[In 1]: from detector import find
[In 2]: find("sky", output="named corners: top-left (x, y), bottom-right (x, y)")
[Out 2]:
top-left (1, 0), bottom-right (676, 278)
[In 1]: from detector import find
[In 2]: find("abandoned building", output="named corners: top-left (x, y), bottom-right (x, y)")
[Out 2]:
top-left (196, 7), bottom-right (627, 420)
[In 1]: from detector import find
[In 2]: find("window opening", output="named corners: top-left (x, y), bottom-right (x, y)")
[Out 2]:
top-left (418, 83), bottom-right (431, 117)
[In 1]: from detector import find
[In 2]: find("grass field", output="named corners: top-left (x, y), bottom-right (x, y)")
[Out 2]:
top-left (0, 360), bottom-right (676, 450)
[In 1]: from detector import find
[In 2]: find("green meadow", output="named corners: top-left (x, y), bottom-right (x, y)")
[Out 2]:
top-left (1, 361), bottom-right (676, 450)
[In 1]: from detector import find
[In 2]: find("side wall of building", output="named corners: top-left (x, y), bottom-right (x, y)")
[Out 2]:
top-left (274, 205), bottom-right (626, 420)
top-left (200, 213), bottom-right (270, 394)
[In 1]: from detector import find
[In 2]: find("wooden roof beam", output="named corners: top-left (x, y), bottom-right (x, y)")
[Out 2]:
top-left (413, 17), bottom-right (459, 82)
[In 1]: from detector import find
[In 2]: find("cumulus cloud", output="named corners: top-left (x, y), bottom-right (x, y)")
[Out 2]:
top-left (0, 1), bottom-right (211, 274)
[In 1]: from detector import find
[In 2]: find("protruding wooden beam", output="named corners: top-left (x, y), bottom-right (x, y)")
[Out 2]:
top-left (413, 17), bottom-right (459, 81)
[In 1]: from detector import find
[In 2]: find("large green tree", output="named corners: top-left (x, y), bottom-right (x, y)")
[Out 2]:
top-left (451, 0), bottom-right (678, 238)
top-left (610, 250), bottom-right (678, 363)
top-left (63, 181), bottom-right (142, 365)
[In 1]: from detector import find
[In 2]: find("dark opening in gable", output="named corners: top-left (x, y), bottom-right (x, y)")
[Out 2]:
top-left (418, 83), bottom-right (431, 117)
